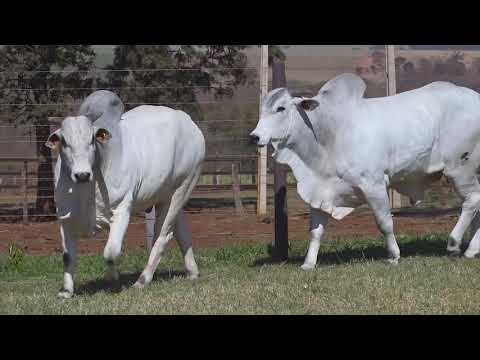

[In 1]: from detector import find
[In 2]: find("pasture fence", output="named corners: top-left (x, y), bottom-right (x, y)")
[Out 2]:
top-left (0, 45), bottom-right (470, 257)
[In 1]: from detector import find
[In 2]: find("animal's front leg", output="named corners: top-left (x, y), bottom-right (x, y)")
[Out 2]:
top-left (360, 182), bottom-right (400, 264)
top-left (103, 204), bottom-right (131, 282)
top-left (301, 208), bottom-right (329, 271)
top-left (58, 221), bottom-right (78, 299)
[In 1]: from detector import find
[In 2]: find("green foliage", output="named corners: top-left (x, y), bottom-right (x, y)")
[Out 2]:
top-left (0, 46), bottom-right (98, 213)
top-left (101, 45), bottom-right (259, 158)
top-left (268, 45), bottom-right (286, 65)
top-left (0, 45), bottom-right (97, 126)
top-left (7, 243), bottom-right (25, 268)
top-left (103, 45), bottom-right (255, 117)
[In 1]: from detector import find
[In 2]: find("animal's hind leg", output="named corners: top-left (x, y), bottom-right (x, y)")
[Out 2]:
top-left (463, 211), bottom-right (480, 253)
top-left (465, 225), bottom-right (480, 258)
top-left (174, 209), bottom-right (200, 279)
top-left (445, 172), bottom-right (480, 255)
top-left (133, 168), bottom-right (201, 289)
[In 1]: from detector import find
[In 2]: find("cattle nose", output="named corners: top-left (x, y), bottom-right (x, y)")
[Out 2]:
top-left (250, 134), bottom-right (260, 145)
top-left (74, 172), bottom-right (91, 183)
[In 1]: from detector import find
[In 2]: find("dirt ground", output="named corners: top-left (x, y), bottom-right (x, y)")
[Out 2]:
top-left (0, 204), bottom-right (460, 256)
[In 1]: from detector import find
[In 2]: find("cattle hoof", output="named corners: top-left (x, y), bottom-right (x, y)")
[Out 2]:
top-left (464, 250), bottom-right (479, 259)
top-left (447, 242), bottom-right (461, 255)
top-left (132, 281), bottom-right (145, 289)
top-left (385, 258), bottom-right (399, 265)
top-left (104, 271), bottom-right (120, 282)
top-left (57, 290), bottom-right (73, 299)
top-left (187, 273), bottom-right (199, 280)
top-left (301, 263), bottom-right (316, 271)
top-left (447, 249), bottom-right (462, 257)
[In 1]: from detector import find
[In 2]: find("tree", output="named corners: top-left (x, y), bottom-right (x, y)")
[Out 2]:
top-left (268, 45), bottom-right (286, 66)
top-left (370, 48), bottom-right (386, 75)
top-left (102, 45), bottom-right (259, 158)
top-left (0, 45), bottom-right (96, 216)
top-left (104, 45), bottom-right (254, 111)
top-left (444, 51), bottom-right (467, 76)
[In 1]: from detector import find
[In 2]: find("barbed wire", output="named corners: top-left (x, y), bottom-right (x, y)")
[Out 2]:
top-left (0, 85), bottom-right (249, 91)
top-left (0, 119), bottom-right (259, 127)
top-left (0, 67), bottom-right (258, 75)
top-left (0, 100), bottom-right (259, 106)
top-left (0, 135), bottom-right (256, 143)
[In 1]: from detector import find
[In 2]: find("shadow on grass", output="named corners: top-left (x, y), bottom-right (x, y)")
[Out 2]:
top-left (75, 269), bottom-right (188, 296)
top-left (251, 235), bottom-right (454, 267)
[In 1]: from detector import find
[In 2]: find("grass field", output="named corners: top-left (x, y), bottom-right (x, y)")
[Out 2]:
top-left (2, 233), bottom-right (480, 315)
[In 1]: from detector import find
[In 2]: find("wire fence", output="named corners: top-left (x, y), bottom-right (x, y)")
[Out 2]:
top-left (0, 46), bottom-right (286, 254)
top-left (1, 45), bottom-right (475, 254)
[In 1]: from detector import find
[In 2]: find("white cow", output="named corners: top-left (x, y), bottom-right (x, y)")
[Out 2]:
top-left (250, 73), bottom-right (480, 270)
top-left (46, 90), bottom-right (205, 298)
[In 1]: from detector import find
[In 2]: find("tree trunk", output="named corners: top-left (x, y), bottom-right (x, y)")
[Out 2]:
top-left (34, 123), bottom-right (56, 218)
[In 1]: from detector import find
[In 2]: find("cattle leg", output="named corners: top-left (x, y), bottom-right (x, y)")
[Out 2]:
top-left (58, 221), bottom-right (78, 299)
top-left (463, 211), bottom-right (480, 258)
top-left (301, 208), bottom-right (329, 271)
top-left (445, 173), bottom-right (480, 255)
top-left (464, 211), bottom-right (480, 248)
top-left (361, 183), bottom-right (400, 264)
top-left (133, 169), bottom-right (201, 289)
top-left (103, 203), bottom-right (131, 281)
top-left (465, 226), bottom-right (480, 258)
top-left (174, 209), bottom-right (199, 279)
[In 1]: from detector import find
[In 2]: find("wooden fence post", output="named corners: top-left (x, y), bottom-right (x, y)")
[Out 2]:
top-left (22, 160), bottom-right (28, 224)
top-left (272, 59), bottom-right (289, 261)
top-left (232, 163), bottom-right (245, 215)
top-left (385, 45), bottom-right (403, 209)
top-left (145, 207), bottom-right (155, 252)
top-left (257, 45), bottom-right (268, 215)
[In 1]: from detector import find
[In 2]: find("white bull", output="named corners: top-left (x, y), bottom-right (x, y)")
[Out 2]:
top-left (250, 73), bottom-right (480, 270)
top-left (46, 90), bottom-right (205, 298)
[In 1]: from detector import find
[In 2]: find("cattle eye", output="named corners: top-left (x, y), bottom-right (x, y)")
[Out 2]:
top-left (276, 106), bottom-right (285, 113)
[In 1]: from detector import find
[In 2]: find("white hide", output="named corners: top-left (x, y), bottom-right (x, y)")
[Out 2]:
top-left (50, 91), bottom-right (205, 297)
top-left (251, 73), bottom-right (480, 267)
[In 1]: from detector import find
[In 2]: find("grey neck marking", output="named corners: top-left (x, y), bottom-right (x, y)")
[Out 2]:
top-left (295, 104), bottom-right (318, 142)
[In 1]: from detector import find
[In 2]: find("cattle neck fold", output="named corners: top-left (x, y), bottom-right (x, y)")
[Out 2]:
top-left (294, 104), bottom-right (318, 142)
top-left (271, 104), bottom-right (342, 214)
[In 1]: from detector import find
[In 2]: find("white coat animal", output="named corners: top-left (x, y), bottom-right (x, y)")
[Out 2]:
top-left (250, 73), bottom-right (480, 270)
top-left (46, 90), bottom-right (205, 298)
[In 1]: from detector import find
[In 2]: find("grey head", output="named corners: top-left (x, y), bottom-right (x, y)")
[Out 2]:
top-left (250, 87), bottom-right (320, 146)
top-left (250, 73), bottom-right (368, 146)
top-left (45, 115), bottom-right (111, 183)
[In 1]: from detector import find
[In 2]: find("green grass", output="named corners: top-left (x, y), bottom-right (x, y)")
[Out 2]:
top-left (1, 233), bottom-right (480, 314)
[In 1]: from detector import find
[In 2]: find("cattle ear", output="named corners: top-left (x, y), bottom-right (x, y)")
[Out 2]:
top-left (45, 129), bottom-right (62, 150)
top-left (299, 98), bottom-right (319, 111)
top-left (95, 127), bottom-right (112, 144)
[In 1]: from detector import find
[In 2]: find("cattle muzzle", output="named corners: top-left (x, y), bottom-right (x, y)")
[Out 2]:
top-left (74, 172), bottom-right (92, 183)
top-left (249, 134), bottom-right (264, 147)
